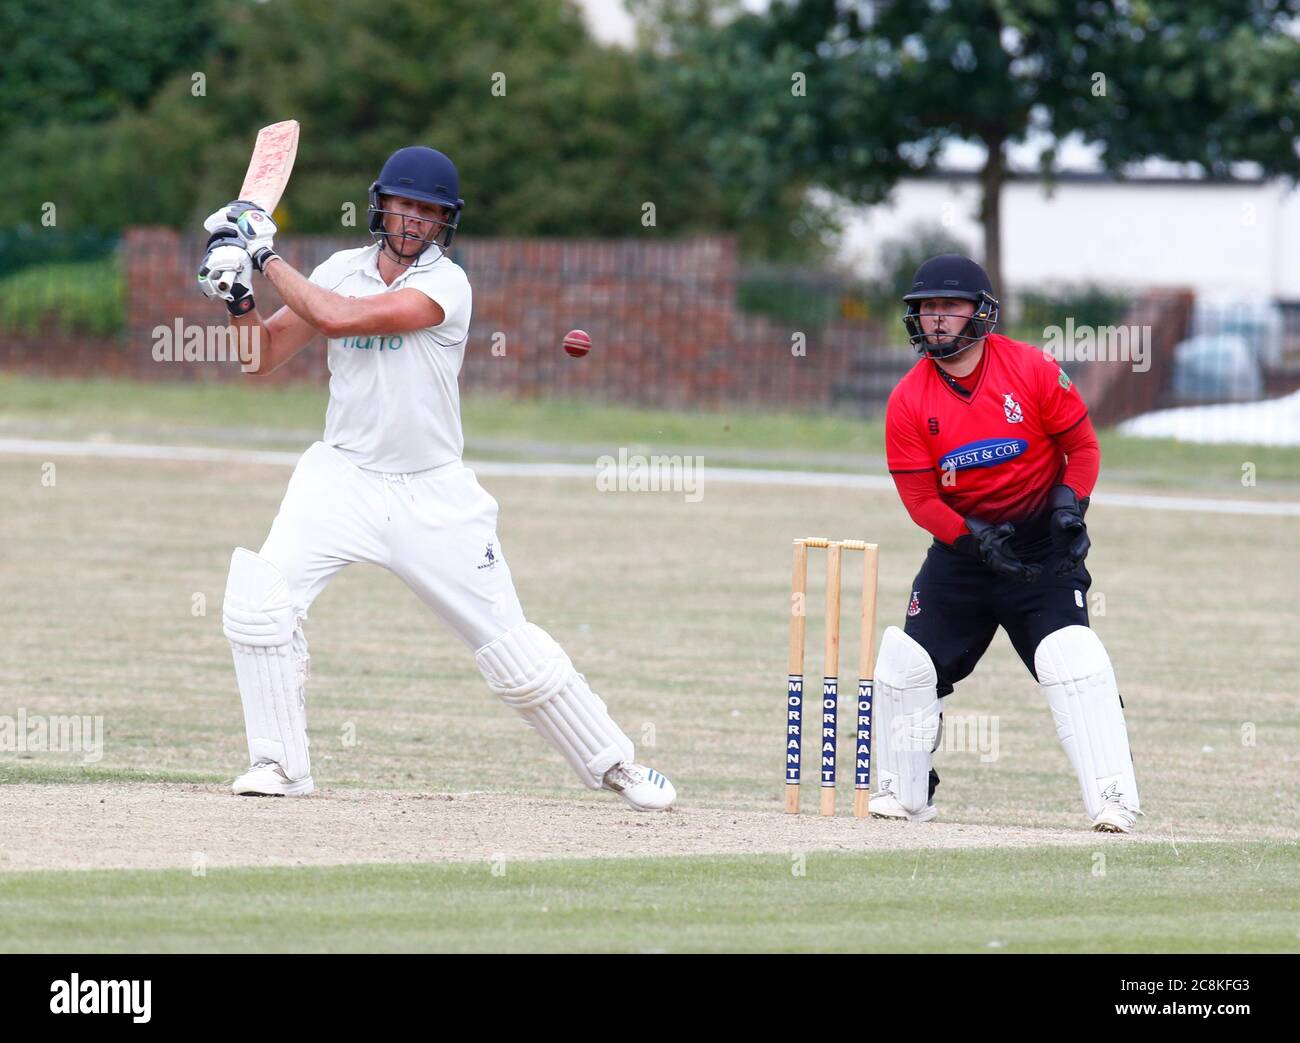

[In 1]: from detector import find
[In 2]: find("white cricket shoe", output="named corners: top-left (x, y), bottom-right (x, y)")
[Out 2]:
top-left (869, 791), bottom-right (937, 822)
top-left (232, 760), bottom-right (314, 797)
top-left (602, 762), bottom-right (676, 811)
top-left (1092, 798), bottom-right (1139, 833)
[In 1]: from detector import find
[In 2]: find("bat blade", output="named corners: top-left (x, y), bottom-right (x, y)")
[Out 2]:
top-left (238, 119), bottom-right (299, 212)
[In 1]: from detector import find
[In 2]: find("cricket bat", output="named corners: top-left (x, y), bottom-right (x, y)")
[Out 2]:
top-left (238, 119), bottom-right (300, 212)
top-left (209, 120), bottom-right (299, 295)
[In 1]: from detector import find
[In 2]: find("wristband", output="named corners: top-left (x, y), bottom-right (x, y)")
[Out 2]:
top-left (252, 248), bottom-right (280, 273)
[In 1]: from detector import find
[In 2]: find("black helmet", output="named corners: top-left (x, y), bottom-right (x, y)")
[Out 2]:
top-left (901, 254), bottom-right (1000, 359)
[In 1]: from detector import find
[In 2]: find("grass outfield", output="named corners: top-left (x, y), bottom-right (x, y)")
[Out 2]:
top-left (2, 450), bottom-right (1294, 824)
top-left (2, 373), bottom-right (1298, 491)
top-left (1, 843), bottom-right (1294, 953)
top-left (1, 372), bottom-right (1297, 953)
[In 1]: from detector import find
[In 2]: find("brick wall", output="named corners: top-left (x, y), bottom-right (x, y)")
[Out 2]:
top-left (0, 228), bottom-right (1212, 427)
top-left (7, 227), bottom-right (892, 411)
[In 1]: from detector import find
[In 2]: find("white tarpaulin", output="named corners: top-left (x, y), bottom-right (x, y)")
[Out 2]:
top-left (1118, 389), bottom-right (1300, 446)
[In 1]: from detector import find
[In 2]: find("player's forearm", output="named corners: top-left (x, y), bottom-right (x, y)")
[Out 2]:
top-left (1054, 416), bottom-right (1101, 498)
top-left (891, 470), bottom-right (968, 545)
top-left (228, 312), bottom-right (271, 375)
top-left (228, 310), bottom-right (303, 377)
top-left (262, 258), bottom-right (348, 336)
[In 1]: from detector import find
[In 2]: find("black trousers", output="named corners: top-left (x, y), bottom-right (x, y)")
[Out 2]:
top-left (902, 518), bottom-right (1091, 698)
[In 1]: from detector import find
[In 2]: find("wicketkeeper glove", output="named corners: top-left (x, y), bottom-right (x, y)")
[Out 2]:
top-left (1047, 483), bottom-right (1091, 575)
top-left (955, 517), bottom-right (1042, 584)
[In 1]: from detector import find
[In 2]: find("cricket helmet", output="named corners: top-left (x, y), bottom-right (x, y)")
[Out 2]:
top-left (367, 146), bottom-right (464, 258)
top-left (901, 254), bottom-right (1000, 359)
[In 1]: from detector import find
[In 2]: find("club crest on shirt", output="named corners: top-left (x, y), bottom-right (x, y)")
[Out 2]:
top-left (907, 590), bottom-right (921, 617)
top-left (1003, 392), bottom-right (1024, 423)
top-left (476, 542), bottom-right (498, 570)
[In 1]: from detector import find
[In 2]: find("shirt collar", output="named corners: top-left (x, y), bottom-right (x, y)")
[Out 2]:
top-left (347, 243), bottom-right (444, 287)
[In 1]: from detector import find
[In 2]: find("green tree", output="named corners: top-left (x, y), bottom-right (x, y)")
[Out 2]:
top-left (635, 0), bottom-right (901, 259)
top-left (639, 0), bottom-right (1300, 289)
top-left (1043, 1), bottom-right (1300, 178)
top-left (0, 0), bottom-right (747, 249)
top-left (0, 0), bottom-right (216, 141)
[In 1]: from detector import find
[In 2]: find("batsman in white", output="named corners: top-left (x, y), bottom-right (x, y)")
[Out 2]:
top-left (196, 145), bottom-right (675, 811)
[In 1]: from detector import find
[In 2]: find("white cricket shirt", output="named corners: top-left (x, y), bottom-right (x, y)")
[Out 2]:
top-left (308, 243), bottom-right (472, 473)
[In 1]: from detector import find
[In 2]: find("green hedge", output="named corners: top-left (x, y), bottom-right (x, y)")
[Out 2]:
top-left (0, 256), bottom-right (125, 337)
top-left (1008, 285), bottom-right (1134, 344)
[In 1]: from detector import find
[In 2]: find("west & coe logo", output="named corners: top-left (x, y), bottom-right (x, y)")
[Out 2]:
top-left (938, 438), bottom-right (1028, 471)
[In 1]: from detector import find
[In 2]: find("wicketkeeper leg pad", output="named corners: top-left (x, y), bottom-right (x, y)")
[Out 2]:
top-left (874, 626), bottom-right (943, 815)
top-left (1035, 625), bottom-right (1139, 819)
top-left (223, 547), bottom-right (311, 781)
top-left (475, 623), bottom-right (634, 789)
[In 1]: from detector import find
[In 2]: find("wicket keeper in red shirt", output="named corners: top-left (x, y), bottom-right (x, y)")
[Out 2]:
top-left (876, 255), bottom-right (1140, 832)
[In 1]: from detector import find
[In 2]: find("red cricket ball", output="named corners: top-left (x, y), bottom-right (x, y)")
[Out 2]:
top-left (563, 329), bottom-right (591, 358)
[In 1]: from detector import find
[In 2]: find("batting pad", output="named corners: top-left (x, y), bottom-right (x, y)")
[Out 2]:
top-left (874, 627), bottom-right (942, 814)
top-left (1036, 625), bottom-right (1140, 819)
top-left (222, 547), bottom-right (311, 781)
top-left (475, 623), bottom-right (634, 789)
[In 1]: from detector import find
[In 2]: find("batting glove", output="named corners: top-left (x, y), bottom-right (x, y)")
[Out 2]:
top-left (198, 241), bottom-right (256, 315)
top-left (203, 201), bottom-right (280, 271)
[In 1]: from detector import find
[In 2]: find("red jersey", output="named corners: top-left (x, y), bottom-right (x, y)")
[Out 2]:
top-left (885, 334), bottom-right (1089, 524)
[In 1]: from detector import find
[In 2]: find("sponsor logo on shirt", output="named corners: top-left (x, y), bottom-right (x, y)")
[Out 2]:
top-left (476, 542), bottom-right (498, 570)
top-left (341, 335), bottom-right (403, 351)
top-left (938, 438), bottom-right (1029, 472)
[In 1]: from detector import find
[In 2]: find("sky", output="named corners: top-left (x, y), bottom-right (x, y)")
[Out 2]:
top-left (575, 0), bottom-right (636, 46)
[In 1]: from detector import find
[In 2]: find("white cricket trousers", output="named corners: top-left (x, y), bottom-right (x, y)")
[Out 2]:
top-left (259, 441), bottom-right (527, 647)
